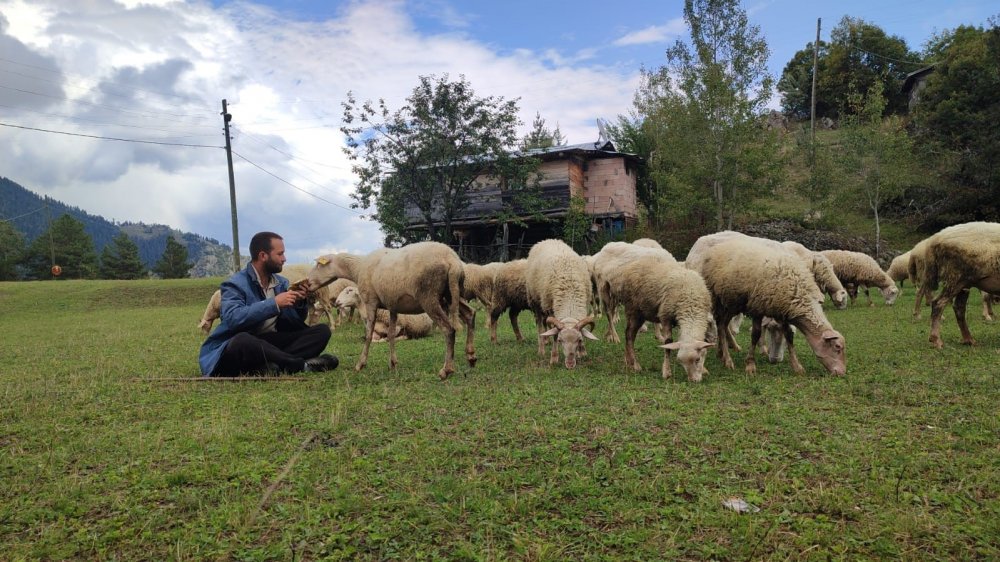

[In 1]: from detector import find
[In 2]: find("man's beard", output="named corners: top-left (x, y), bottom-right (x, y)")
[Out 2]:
top-left (264, 259), bottom-right (283, 274)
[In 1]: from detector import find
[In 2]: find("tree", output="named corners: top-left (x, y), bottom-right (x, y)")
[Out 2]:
top-left (562, 195), bottom-right (591, 253)
top-left (604, 113), bottom-right (657, 217)
top-left (778, 17), bottom-right (921, 119)
top-left (100, 232), bottom-right (147, 279)
top-left (637, 0), bottom-right (782, 231)
top-left (153, 236), bottom-right (192, 279)
top-left (24, 214), bottom-right (99, 279)
top-left (341, 75), bottom-right (541, 245)
top-left (836, 81), bottom-right (916, 259)
top-left (912, 22), bottom-right (1000, 227)
top-left (520, 112), bottom-right (566, 150)
top-left (0, 221), bottom-right (26, 280)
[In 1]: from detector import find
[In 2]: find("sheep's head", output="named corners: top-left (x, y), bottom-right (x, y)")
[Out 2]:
top-left (881, 284), bottom-right (900, 305)
top-left (305, 255), bottom-right (345, 292)
top-left (661, 340), bottom-right (714, 382)
top-left (806, 329), bottom-right (846, 376)
top-left (335, 286), bottom-right (361, 313)
top-left (761, 317), bottom-right (788, 364)
top-left (831, 288), bottom-right (849, 309)
top-left (540, 316), bottom-right (598, 369)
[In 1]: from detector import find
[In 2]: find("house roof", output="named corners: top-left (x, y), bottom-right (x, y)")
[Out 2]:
top-left (902, 64), bottom-right (937, 94)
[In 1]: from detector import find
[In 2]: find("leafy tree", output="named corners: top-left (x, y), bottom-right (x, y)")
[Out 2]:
top-left (912, 21), bottom-right (1000, 227)
top-left (153, 236), bottom-right (192, 279)
top-left (520, 112), bottom-right (566, 150)
top-left (341, 74), bottom-right (541, 245)
top-left (100, 232), bottom-right (147, 279)
top-left (778, 17), bottom-right (922, 119)
top-left (562, 195), bottom-right (591, 253)
top-left (603, 113), bottom-right (657, 217)
top-left (836, 81), bottom-right (916, 259)
top-left (0, 221), bottom-right (26, 280)
top-left (637, 0), bottom-right (782, 231)
top-left (24, 213), bottom-right (99, 279)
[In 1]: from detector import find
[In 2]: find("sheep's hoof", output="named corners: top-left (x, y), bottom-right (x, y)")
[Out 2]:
top-left (723, 359), bottom-right (735, 370)
top-left (466, 354), bottom-right (477, 368)
top-left (438, 368), bottom-right (453, 380)
top-left (745, 363), bottom-right (756, 375)
top-left (354, 362), bottom-right (365, 372)
top-left (961, 338), bottom-right (976, 346)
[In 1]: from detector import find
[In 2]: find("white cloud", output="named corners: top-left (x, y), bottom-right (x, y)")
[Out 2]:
top-left (613, 18), bottom-right (686, 46)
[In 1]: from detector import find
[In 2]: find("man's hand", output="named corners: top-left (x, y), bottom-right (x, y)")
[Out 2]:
top-left (275, 289), bottom-right (307, 309)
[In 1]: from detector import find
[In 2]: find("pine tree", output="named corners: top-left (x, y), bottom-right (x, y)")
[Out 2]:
top-left (100, 232), bottom-right (147, 279)
top-left (153, 236), bottom-right (192, 279)
top-left (0, 221), bottom-right (26, 280)
top-left (520, 112), bottom-right (566, 150)
top-left (24, 214), bottom-right (99, 279)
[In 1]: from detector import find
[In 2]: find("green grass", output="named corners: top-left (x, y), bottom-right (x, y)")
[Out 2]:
top-left (1, 279), bottom-right (998, 560)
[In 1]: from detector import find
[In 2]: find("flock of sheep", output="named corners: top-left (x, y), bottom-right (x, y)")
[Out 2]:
top-left (198, 221), bottom-right (999, 381)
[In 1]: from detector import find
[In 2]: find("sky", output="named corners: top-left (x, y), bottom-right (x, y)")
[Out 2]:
top-left (1, 0), bottom-right (996, 265)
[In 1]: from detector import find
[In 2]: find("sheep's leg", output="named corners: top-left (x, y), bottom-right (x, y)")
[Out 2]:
top-left (549, 334), bottom-right (560, 367)
top-left (715, 311), bottom-right (735, 370)
top-left (488, 306), bottom-right (501, 344)
top-left (509, 308), bottom-right (524, 342)
top-left (534, 312), bottom-right (548, 357)
top-left (624, 313), bottom-right (643, 372)
top-left (865, 286), bottom-right (874, 307)
top-left (745, 317), bottom-right (762, 375)
top-left (356, 305), bottom-right (379, 371)
top-left (982, 291), bottom-right (995, 322)
top-left (601, 283), bottom-right (620, 343)
top-left (784, 324), bottom-right (804, 374)
top-left (460, 301), bottom-right (477, 367)
top-left (660, 318), bottom-right (675, 380)
top-left (954, 288), bottom-right (975, 346)
top-left (913, 286), bottom-right (927, 319)
top-left (387, 310), bottom-right (399, 370)
top-left (928, 286), bottom-right (956, 349)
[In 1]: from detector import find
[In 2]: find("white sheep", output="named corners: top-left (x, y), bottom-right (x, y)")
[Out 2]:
top-left (304, 243), bottom-right (476, 380)
top-left (525, 239), bottom-right (598, 368)
top-left (779, 241), bottom-right (849, 309)
top-left (631, 237), bottom-right (664, 249)
top-left (197, 289), bottom-right (222, 335)
top-left (335, 286), bottom-right (434, 341)
top-left (462, 262), bottom-right (502, 309)
top-left (887, 251), bottom-right (911, 286)
top-left (699, 238), bottom-right (847, 376)
top-left (591, 241), bottom-right (677, 343)
top-left (920, 222), bottom-right (1000, 348)
top-left (488, 259), bottom-right (530, 343)
top-left (819, 250), bottom-right (900, 306)
top-left (325, 278), bottom-right (359, 326)
top-left (612, 256), bottom-right (715, 381)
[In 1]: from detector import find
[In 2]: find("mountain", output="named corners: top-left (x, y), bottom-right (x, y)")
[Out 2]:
top-left (1, 176), bottom-right (239, 278)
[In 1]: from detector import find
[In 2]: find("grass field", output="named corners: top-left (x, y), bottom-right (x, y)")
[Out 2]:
top-left (1, 278), bottom-right (998, 560)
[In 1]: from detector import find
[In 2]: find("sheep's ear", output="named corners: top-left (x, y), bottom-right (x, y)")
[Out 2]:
top-left (316, 257), bottom-right (330, 265)
top-left (660, 341), bottom-right (682, 350)
top-left (697, 341), bottom-right (716, 350)
top-left (540, 327), bottom-right (560, 337)
top-left (582, 328), bottom-right (599, 341)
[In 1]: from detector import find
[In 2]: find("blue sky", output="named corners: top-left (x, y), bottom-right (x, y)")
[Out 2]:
top-left (1, 0), bottom-right (996, 264)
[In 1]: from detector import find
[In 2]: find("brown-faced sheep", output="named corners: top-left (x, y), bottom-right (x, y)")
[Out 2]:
top-left (819, 250), bottom-right (900, 307)
top-left (921, 222), bottom-right (1000, 348)
top-left (525, 239), bottom-right (598, 369)
top-left (699, 238), bottom-right (847, 376)
top-left (613, 256), bottom-right (715, 381)
top-left (488, 259), bottom-right (530, 343)
top-left (304, 243), bottom-right (476, 380)
top-left (335, 286), bottom-right (434, 341)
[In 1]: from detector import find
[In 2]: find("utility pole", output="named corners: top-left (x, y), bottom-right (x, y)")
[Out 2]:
top-left (810, 17), bottom-right (821, 146)
top-left (222, 99), bottom-right (240, 272)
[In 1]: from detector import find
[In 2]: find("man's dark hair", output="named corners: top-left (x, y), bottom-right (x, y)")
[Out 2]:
top-left (250, 232), bottom-right (282, 260)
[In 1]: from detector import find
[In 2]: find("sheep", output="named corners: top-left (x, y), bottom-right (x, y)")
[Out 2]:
top-left (699, 238), bottom-right (847, 376)
top-left (488, 259), bottom-right (530, 343)
top-left (887, 251), bottom-right (911, 286)
top-left (335, 286), bottom-right (434, 341)
top-left (525, 239), bottom-right (599, 369)
top-left (819, 250), bottom-right (900, 306)
top-left (325, 278), bottom-right (359, 326)
top-left (632, 237), bottom-right (664, 249)
top-left (984, 292), bottom-right (996, 322)
top-left (304, 242), bottom-right (476, 380)
top-left (197, 289), bottom-right (222, 335)
top-left (612, 256), bottom-right (715, 381)
top-left (779, 241), bottom-right (849, 309)
top-left (920, 222), bottom-right (1000, 348)
top-left (462, 262), bottom-right (501, 309)
top-left (591, 241), bottom-right (677, 343)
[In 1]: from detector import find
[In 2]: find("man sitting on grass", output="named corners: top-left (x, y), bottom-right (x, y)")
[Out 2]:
top-left (199, 231), bottom-right (339, 376)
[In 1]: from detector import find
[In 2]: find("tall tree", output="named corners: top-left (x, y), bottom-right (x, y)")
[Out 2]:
top-left (604, 113), bottom-right (657, 217)
top-left (778, 17), bottom-right (921, 119)
top-left (912, 21), bottom-right (1000, 227)
top-left (24, 214), bottom-right (99, 279)
top-left (100, 232), bottom-right (147, 279)
top-left (638, 0), bottom-right (782, 231)
top-left (341, 75), bottom-right (541, 245)
top-left (153, 236), bottom-right (192, 279)
top-left (520, 112), bottom-right (566, 150)
top-left (0, 221), bottom-right (26, 281)
top-left (836, 81), bottom-right (916, 259)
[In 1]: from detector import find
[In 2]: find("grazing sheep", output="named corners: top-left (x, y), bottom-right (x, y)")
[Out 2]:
top-left (819, 250), bottom-right (900, 306)
top-left (920, 222), bottom-right (1000, 348)
top-left (780, 241), bottom-right (849, 309)
top-left (488, 259), bottom-right (530, 343)
top-left (335, 286), bottom-right (434, 341)
top-left (591, 241), bottom-right (677, 343)
top-left (304, 243), bottom-right (476, 380)
top-left (462, 262), bottom-right (502, 309)
top-left (699, 238), bottom-right (847, 376)
top-left (613, 256), bottom-right (715, 381)
top-left (325, 278), bottom-right (359, 326)
top-left (887, 251), bottom-right (911, 286)
top-left (525, 239), bottom-right (599, 369)
top-left (632, 237), bottom-right (664, 249)
top-left (197, 289), bottom-right (223, 335)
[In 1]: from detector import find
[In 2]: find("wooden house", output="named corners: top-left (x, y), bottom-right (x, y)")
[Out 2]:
top-left (402, 138), bottom-right (642, 262)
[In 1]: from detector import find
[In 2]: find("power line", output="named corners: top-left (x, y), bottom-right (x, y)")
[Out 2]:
top-left (0, 206), bottom-right (47, 223)
top-left (0, 84), bottom-right (217, 125)
top-left (0, 121), bottom-right (224, 148)
top-left (231, 150), bottom-right (361, 215)
top-left (233, 125), bottom-right (351, 170)
top-left (848, 44), bottom-right (928, 67)
top-left (0, 103), bottom-right (220, 137)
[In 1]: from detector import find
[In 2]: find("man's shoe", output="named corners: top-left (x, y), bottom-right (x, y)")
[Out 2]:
top-left (304, 353), bottom-right (339, 372)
